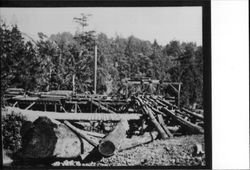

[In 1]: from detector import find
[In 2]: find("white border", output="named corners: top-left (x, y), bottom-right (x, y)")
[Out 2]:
top-left (212, 0), bottom-right (249, 169)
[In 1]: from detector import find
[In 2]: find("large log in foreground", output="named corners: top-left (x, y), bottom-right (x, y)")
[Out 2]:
top-left (18, 116), bottom-right (82, 159)
top-left (98, 119), bottom-right (129, 157)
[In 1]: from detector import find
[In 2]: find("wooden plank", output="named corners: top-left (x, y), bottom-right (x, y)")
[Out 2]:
top-left (5, 107), bottom-right (141, 122)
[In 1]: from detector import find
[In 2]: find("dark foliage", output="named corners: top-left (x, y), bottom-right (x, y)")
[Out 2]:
top-left (0, 14), bottom-right (203, 108)
top-left (2, 111), bottom-right (27, 154)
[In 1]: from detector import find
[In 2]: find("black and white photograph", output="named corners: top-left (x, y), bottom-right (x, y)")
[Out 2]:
top-left (0, 1), bottom-right (212, 169)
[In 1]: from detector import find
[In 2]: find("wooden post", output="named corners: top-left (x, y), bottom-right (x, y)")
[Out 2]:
top-left (94, 45), bottom-right (97, 94)
top-left (90, 97), bottom-right (93, 113)
top-left (72, 74), bottom-right (76, 93)
top-left (177, 83), bottom-right (181, 108)
top-left (74, 102), bottom-right (77, 113)
top-left (54, 104), bottom-right (57, 112)
top-left (44, 104), bottom-right (47, 111)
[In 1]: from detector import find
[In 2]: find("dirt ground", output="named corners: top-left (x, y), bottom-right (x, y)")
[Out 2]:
top-left (52, 134), bottom-right (205, 167)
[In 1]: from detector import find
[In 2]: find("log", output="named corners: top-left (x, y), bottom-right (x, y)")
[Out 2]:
top-left (90, 100), bottom-right (116, 114)
top-left (98, 119), bottom-right (129, 157)
top-left (157, 114), bottom-right (173, 138)
top-left (148, 106), bottom-right (173, 137)
top-left (161, 107), bottom-right (204, 134)
top-left (182, 108), bottom-right (204, 120)
top-left (136, 97), bottom-right (168, 139)
top-left (119, 132), bottom-right (158, 151)
top-left (18, 116), bottom-right (82, 159)
top-left (74, 122), bottom-right (105, 138)
top-left (64, 121), bottom-right (98, 147)
top-left (157, 97), bottom-right (178, 109)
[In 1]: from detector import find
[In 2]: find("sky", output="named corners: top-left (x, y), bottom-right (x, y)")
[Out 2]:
top-left (0, 7), bottom-right (202, 45)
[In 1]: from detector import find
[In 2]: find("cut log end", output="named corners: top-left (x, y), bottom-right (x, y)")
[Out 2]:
top-left (98, 140), bottom-right (116, 157)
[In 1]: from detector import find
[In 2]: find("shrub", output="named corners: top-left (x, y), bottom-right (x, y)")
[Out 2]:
top-left (2, 111), bottom-right (27, 154)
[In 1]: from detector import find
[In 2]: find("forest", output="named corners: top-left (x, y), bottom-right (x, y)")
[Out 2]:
top-left (0, 14), bottom-right (203, 108)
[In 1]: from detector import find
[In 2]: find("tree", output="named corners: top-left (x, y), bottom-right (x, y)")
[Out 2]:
top-left (1, 23), bottom-right (40, 96)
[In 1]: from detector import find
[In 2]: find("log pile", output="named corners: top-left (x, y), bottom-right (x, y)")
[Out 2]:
top-left (133, 95), bottom-right (204, 136)
top-left (11, 94), bottom-right (204, 163)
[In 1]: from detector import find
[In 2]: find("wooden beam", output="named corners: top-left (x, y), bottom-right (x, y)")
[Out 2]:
top-left (54, 104), bottom-right (57, 112)
top-left (74, 102), bottom-right (77, 113)
top-left (13, 101), bottom-right (18, 107)
top-left (177, 83), bottom-right (181, 108)
top-left (44, 103), bottom-right (47, 111)
top-left (25, 102), bottom-right (36, 110)
top-left (6, 107), bottom-right (141, 122)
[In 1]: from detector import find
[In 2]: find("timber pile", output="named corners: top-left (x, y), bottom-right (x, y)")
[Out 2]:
top-left (132, 95), bottom-right (204, 136)
top-left (9, 94), bottom-right (204, 165)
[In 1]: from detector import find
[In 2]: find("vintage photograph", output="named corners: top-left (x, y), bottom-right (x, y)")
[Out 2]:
top-left (1, 2), bottom-right (211, 169)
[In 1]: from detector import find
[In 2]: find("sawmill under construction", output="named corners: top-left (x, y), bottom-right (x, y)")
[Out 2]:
top-left (1, 6), bottom-right (207, 168)
top-left (2, 78), bottom-right (205, 167)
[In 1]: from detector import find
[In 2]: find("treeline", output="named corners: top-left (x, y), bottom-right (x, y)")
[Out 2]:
top-left (0, 15), bottom-right (203, 108)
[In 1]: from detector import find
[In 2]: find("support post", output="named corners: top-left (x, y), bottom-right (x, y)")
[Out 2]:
top-left (72, 74), bottom-right (75, 93)
top-left (177, 83), bottom-right (181, 108)
top-left (74, 102), bottom-right (77, 113)
top-left (94, 45), bottom-right (97, 94)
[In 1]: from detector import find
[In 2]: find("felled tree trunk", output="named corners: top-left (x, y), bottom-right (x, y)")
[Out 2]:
top-left (18, 116), bottom-right (82, 159)
top-left (98, 119), bottom-right (129, 157)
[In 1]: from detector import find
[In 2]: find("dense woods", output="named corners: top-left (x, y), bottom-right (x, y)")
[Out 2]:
top-left (0, 14), bottom-right (203, 108)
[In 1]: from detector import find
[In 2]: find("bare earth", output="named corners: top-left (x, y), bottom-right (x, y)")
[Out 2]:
top-left (54, 134), bottom-right (205, 167)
